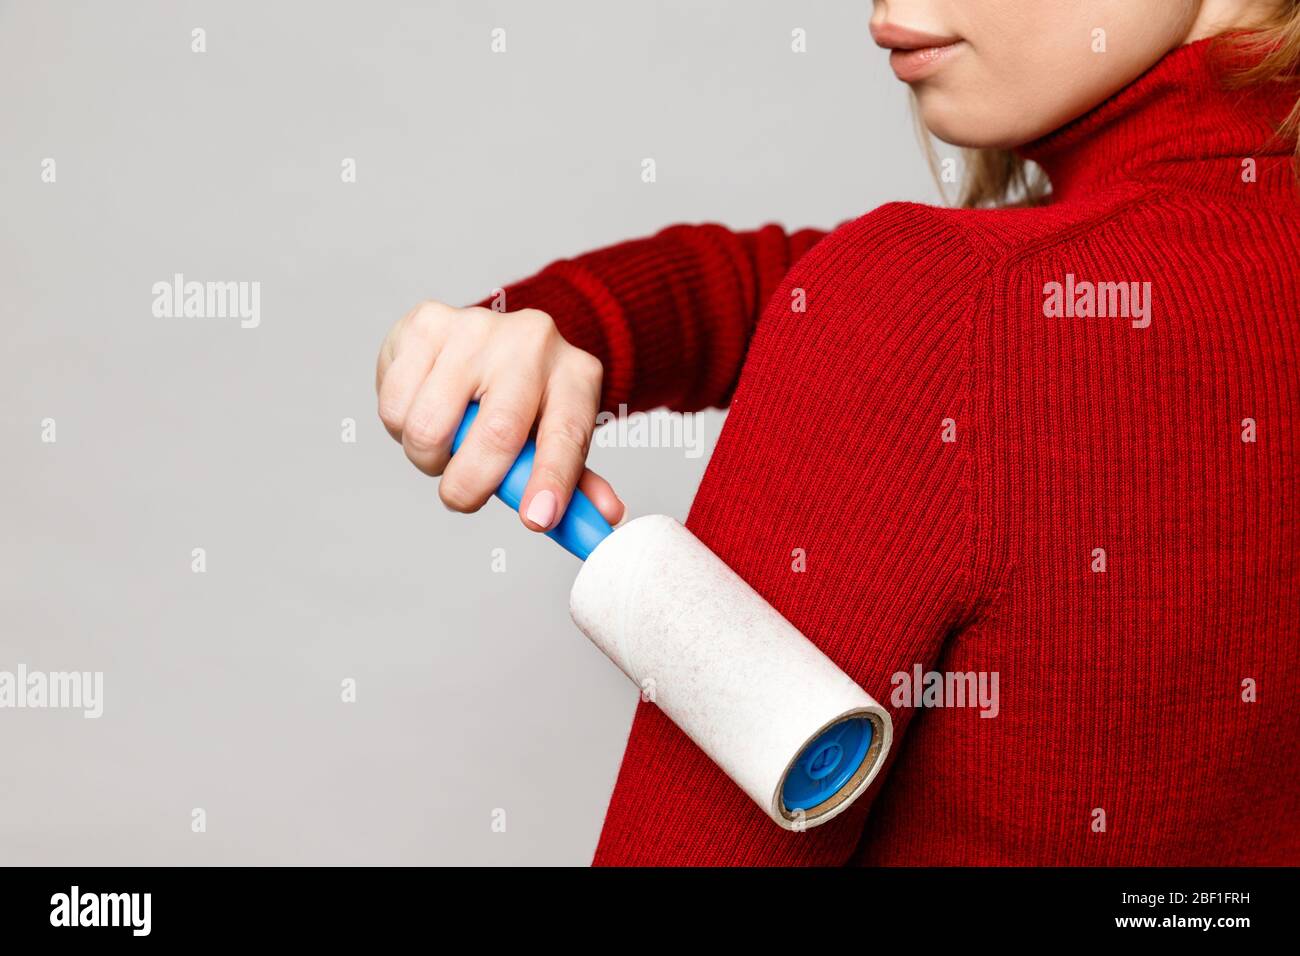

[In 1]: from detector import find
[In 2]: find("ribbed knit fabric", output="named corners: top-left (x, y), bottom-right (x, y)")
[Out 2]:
top-left (488, 38), bottom-right (1300, 865)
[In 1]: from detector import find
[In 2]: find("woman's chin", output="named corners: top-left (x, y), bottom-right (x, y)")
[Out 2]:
top-left (915, 98), bottom-right (1044, 151)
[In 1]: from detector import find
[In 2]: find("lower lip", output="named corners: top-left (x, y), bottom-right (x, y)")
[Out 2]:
top-left (889, 41), bottom-right (962, 82)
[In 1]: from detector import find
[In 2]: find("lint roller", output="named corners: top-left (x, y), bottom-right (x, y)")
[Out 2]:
top-left (453, 402), bottom-right (893, 830)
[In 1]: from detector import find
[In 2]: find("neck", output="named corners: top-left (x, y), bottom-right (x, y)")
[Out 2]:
top-left (1017, 36), bottom-right (1299, 203)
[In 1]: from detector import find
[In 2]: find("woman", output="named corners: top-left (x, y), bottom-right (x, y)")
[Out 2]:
top-left (375, 0), bottom-right (1300, 865)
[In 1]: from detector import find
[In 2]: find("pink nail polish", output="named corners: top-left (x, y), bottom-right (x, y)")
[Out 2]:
top-left (526, 490), bottom-right (557, 530)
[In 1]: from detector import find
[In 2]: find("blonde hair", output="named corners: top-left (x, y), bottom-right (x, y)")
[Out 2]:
top-left (937, 2), bottom-right (1300, 208)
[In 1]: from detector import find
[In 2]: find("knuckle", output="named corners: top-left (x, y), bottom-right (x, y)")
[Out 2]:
top-left (477, 409), bottom-right (530, 454)
top-left (456, 308), bottom-right (493, 343)
top-left (377, 399), bottom-right (405, 433)
top-left (515, 309), bottom-right (557, 343)
top-left (571, 349), bottom-right (603, 383)
top-left (403, 413), bottom-right (447, 453)
top-left (405, 458), bottom-right (440, 478)
top-left (544, 416), bottom-right (591, 460)
top-left (438, 475), bottom-right (479, 512)
top-left (517, 307), bottom-right (555, 327)
top-left (407, 300), bottom-right (449, 336)
top-left (402, 443), bottom-right (440, 477)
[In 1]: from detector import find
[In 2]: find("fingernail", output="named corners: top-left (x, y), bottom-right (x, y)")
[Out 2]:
top-left (526, 490), bottom-right (557, 530)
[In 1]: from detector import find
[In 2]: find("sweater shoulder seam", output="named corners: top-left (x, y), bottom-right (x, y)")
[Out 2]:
top-left (876, 202), bottom-right (1010, 626)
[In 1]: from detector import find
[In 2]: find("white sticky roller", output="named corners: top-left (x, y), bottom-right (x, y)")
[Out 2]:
top-left (449, 403), bottom-right (893, 830)
top-left (569, 515), bottom-right (893, 829)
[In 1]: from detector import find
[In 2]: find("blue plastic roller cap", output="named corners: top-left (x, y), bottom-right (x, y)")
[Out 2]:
top-left (452, 402), bottom-right (614, 560)
top-left (781, 717), bottom-right (873, 812)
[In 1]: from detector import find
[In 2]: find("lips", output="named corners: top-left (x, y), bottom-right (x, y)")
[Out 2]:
top-left (870, 22), bottom-right (964, 82)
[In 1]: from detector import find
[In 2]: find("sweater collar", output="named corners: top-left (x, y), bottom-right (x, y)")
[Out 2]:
top-left (1018, 36), bottom-right (1299, 202)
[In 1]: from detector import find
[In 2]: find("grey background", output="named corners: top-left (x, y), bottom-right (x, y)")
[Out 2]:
top-left (1, 0), bottom-right (943, 865)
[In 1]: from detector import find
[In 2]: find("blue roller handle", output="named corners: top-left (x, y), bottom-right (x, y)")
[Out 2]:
top-left (452, 402), bottom-right (613, 560)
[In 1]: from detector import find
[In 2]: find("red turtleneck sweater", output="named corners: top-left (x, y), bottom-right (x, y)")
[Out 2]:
top-left (488, 39), bottom-right (1300, 865)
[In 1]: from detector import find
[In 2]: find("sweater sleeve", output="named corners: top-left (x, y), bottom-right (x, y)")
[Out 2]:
top-left (589, 204), bottom-right (1000, 866)
top-left (475, 223), bottom-right (833, 413)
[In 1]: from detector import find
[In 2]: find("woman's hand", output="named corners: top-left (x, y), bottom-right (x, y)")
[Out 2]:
top-left (375, 300), bottom-right (624, 531)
